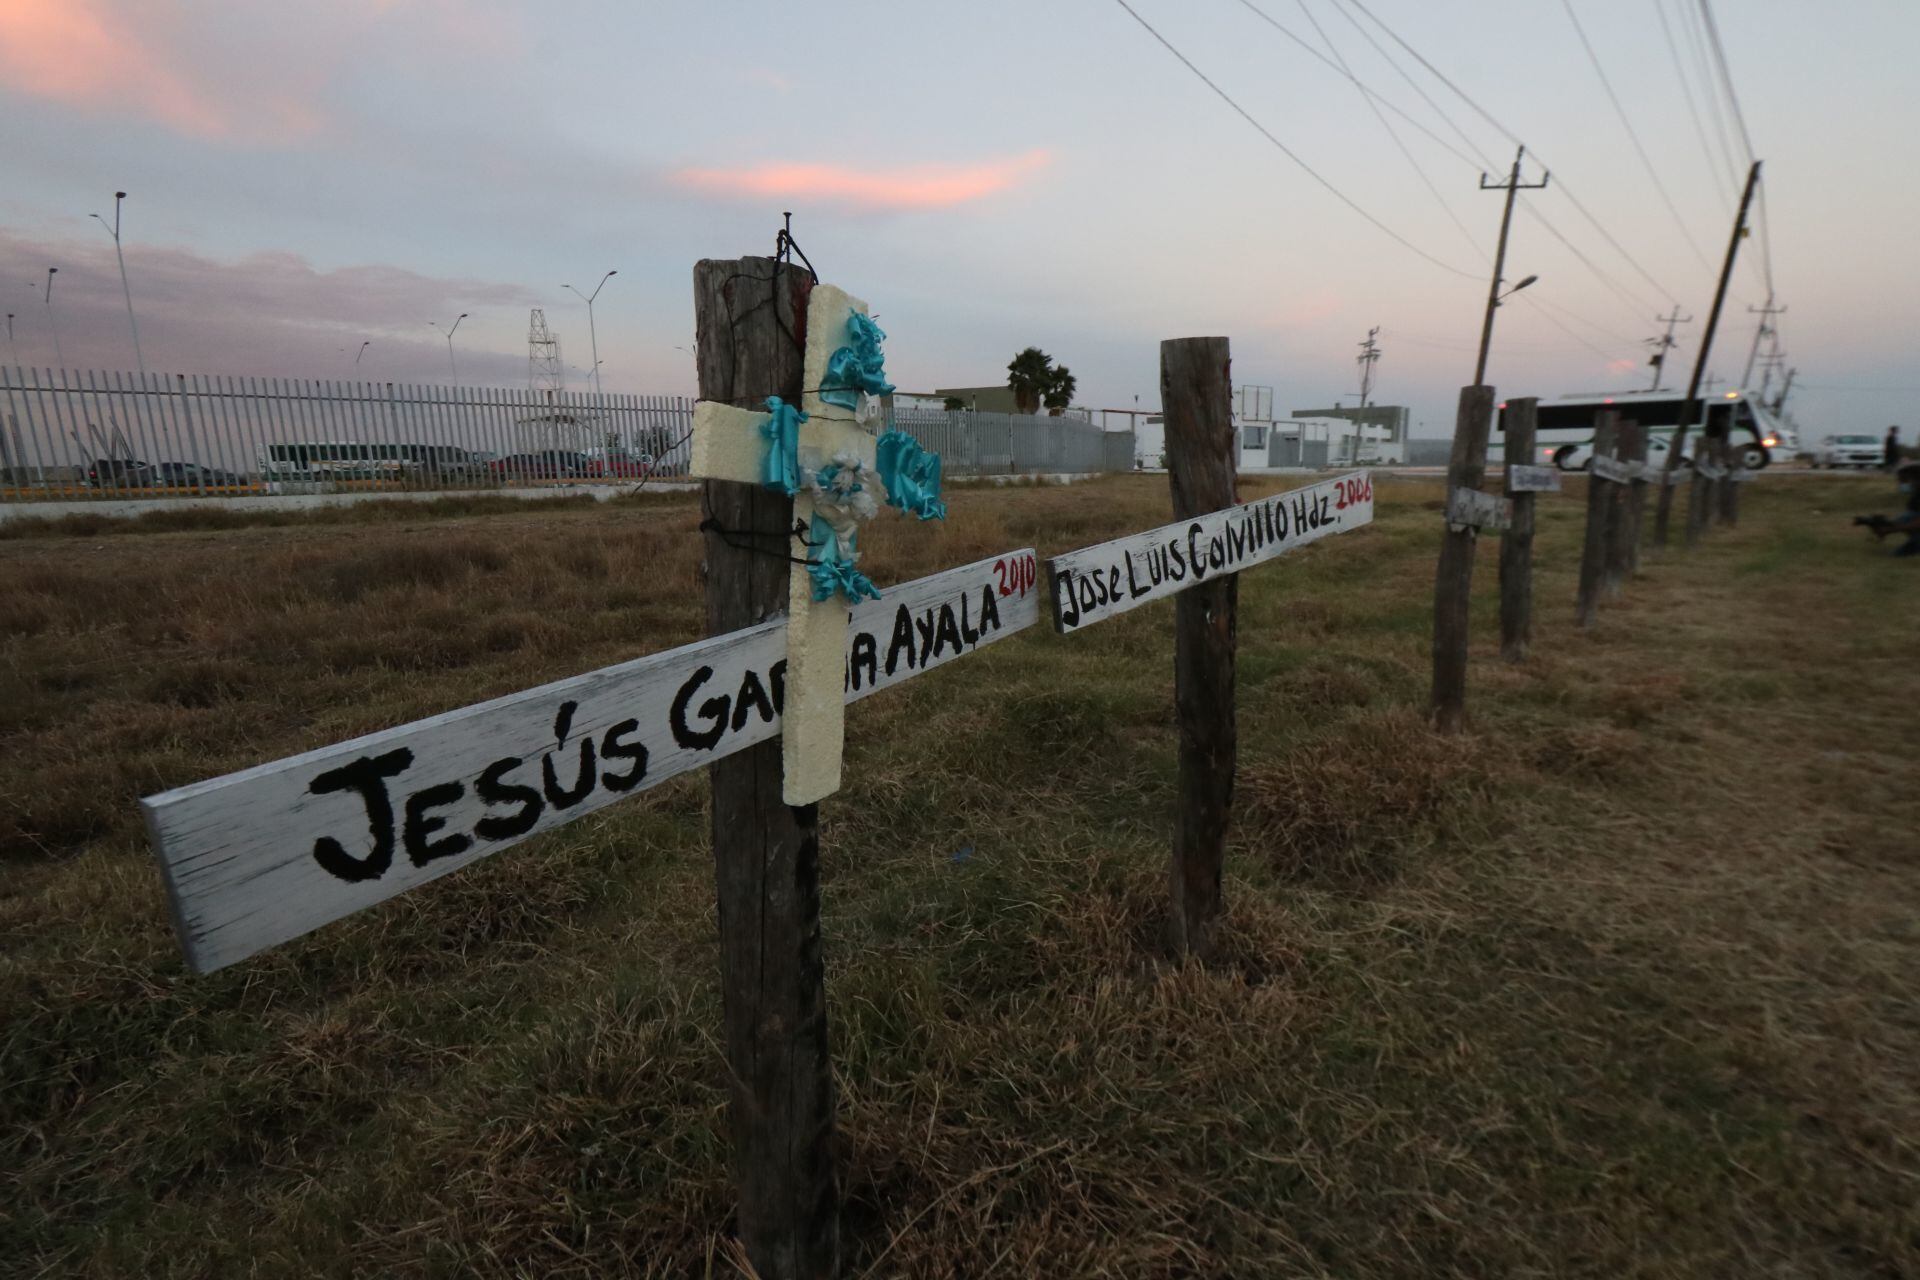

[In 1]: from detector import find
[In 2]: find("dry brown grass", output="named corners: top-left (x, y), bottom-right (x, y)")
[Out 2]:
top-left (2, 473), bottom-right (1917, 1277)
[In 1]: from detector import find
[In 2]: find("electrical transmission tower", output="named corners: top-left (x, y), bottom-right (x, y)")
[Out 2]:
top-left (528, 308), bottom-right (565, 400)
top-left (1645, 306), bottom-right (1691, 391)
top-left (1356, 327), bottom-right (1381, 407)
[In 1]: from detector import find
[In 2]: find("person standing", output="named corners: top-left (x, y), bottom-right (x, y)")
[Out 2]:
top-left (1885, 425), bottom-right (1903, 471)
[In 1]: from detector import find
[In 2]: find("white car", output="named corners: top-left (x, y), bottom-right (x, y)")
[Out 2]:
top-left (1815, 434), bottom-right (1884, 468)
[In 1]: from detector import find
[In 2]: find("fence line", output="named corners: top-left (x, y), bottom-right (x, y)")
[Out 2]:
top-left (0, 368), bottom-right (1139, 505)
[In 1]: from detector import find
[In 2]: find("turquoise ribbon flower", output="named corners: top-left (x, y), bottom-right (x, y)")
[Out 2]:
top-left (821, 312), bottom-right (895, 411)
top-left (805, 512), bottom-right (880, 604)
top-left (876, 429), bottom-right (947, 521)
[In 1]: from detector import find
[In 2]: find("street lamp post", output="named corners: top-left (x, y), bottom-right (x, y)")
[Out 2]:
top-left (355, 341), bottom-right (371, 366)
top-left (432, 314), bottom-right (468, 381)
top-left (90, 191), bottom-right (144, 375)
top-left (563, 270), bottom-right (616, 397)
top-left (43, 269), bottom-right (63, 368)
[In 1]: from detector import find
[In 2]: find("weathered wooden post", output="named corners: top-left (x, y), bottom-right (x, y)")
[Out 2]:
top-left (1685, 429), bottom-right (1722, 548)
top-left (1498, 396), bottom-right (1541, 661)
top-left (1430, 384), bottom-right (1496, 733)
top-left (1625, 418), bottom-right (1650, 574)
top-left (1719, 436), bottom-right (1742, 525)
top-left (692, 257), bottom-right (838, 1279)
top-left (1603, 418), bottom-right (1639, 598)
top-left (1575, 410), bottom-right (1618, 628)
top-left (1160, 337), bottom-right (1237, 962)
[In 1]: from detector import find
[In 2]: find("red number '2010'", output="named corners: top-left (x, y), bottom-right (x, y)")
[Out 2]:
top-left (994, 553), bottom-right (1036, 598)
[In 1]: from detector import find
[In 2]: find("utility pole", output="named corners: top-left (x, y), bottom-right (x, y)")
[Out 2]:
top-left (1356, 327), bottom-right (1381, 407)
top-left (1740, 297), bottom-right (1785, 388)
top-left (1654, 159), bottom-right (1760, 549)
top-left (1771, 366), bottom-right (1795, 414)
top-left (1646, 306), bottom-right (1691, 391)
top-left (1473, 145), bottom-right (1549, 385)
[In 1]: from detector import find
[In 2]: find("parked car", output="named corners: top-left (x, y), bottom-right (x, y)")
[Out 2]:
top-left (591, 453), bottom-right (656, 479)
top-left (87, 457), bottom-right (156, 488)
top-left (1815, 434), bottom-right (1884, 468)
top-left (488, 451), bottom-right (594, 480)
top-left (154, 461), bottom-right (247, 487)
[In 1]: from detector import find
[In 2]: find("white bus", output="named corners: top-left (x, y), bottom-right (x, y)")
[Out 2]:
top-left (258, 441), bottom-right (483, 489)
top-left (1498, 389), bottom-right (1793, 472)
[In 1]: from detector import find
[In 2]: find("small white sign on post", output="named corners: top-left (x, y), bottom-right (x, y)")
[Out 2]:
top-left (1506, 464), bottom-right (1562, 494)
top-left (1696, 460), bottom-right (1728, 480)
top-left (1445, 486), bottom-right (1511, 532)
top-left (144, 549), bottom-right (1041, 974)
top-left (1589, 456), bottom-right (1633, 484)
top-left (1044, 471), bottom-right (1374, 633)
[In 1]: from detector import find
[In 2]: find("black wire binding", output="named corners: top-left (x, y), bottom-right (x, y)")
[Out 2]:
top-left (698, 515), bottom-right (818, 566)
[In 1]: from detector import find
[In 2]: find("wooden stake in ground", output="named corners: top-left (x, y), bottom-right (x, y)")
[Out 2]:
top-left (1161, 336), bottom-right (1237, 961)
top-left (1604, 419), bottom-right (1639, 599)
top-left (1576, 411), bottom-right (1619, 629)
top-left (1499, 396), bottom-right (1541, 661)
top-left (1719, 434), bottom-right (1742, 525)
top-left (1431, 384), bottom-right (1496, 733)
top-left (692, 256), bottom-right (838, 1280)
top-left (1685, 429), bottom-right (1724, 549)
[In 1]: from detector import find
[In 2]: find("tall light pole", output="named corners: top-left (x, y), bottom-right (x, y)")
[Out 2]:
top-left (355, 340), bottom-right (370, 365)
top-left (432, 313), bottom-right (468, 381)
top-left (43, 269), bottom-right (63, 367)
top-left (5, 313), bottom-right (15, 364)
top-left (90, 191), bottom-right (144, 374)
top-left (563, 270), bottom-right (616, 396)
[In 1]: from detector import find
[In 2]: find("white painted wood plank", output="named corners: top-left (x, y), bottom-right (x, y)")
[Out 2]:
top-left (1044, 471), bottom-right (1374, 633)
top-left (143, 548), bottom-right (1038, 974)
top-left (1507, 464), bottom-right (1563, 494)
top-left (1695, 460), bottom-right (1729, 480)
top-left (1445, 486), bottom-right (1511, 532)
top-left (1729, 468), bottom-right (1758, 483)
top-left (1589, 456), bottom-right (1633, 484)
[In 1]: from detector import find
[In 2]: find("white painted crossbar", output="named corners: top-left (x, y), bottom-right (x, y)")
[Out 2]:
top-left (1445, 486), bottom-right (1511, 532)
top-left (144, 549), bottom-right (1041, 973)
top-left (1044, 471), bottom-right (1374, 633)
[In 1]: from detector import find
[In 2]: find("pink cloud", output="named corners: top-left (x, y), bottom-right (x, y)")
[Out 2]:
top-left (0, 0), bottom-right (246, 137)
top-left (673, 149), bottom-right (1052, 212)
top-left (1606, 358), bottom-right (1638, 374)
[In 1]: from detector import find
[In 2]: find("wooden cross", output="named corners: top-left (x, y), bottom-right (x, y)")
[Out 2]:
top-left (688, 284), bottom-right (923, 805)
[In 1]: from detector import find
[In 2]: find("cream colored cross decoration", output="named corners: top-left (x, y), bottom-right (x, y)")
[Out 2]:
top-left (689, 284), bottom-right (885, 806)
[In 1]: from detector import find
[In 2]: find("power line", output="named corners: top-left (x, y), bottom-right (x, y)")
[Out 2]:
top-left (1228, 0), bottom-right (1487, 171)
top-left (1675, 0), bottom-right (1746, 187)
top-left (1109, 0), bottom-right (1479, 279)
top-left (1285, 0), bottom-right (1487, 260)
top-left (1558, 0), bottom-right (1717, 277)
top-left (1695, 0), bottom-right (1756, 161)
top-left (1320, 0), bottom-right (1502, 171)
top-left (1337, 0), bottom-right (1683, 317)
top-left (1241, 0), bottom-right (1684, 357)
top-left (1651, 0), bottom-right (1739, 203)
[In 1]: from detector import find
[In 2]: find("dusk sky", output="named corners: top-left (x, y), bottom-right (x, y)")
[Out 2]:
top-left (3, 0), bottom-right (1914, 437)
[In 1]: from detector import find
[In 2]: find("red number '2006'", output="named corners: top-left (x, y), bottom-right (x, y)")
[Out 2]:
top-left (1332, 474), bottom-right (1373, 511)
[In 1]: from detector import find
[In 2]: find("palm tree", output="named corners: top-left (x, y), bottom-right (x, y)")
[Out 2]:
top-left (1007, 347), bottom-right (1054, 415)
top-left (1043, 365), bottom-right (1076, 416)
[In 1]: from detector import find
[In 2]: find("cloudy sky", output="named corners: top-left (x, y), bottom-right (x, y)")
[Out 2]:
top-left (3, 0), bottom-right (1914, 436)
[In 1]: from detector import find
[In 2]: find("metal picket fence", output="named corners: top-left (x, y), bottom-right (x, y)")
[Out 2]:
top-left (889, 407), bottom-right (1134, 476)
top-left (0, 368), bottom-right (694, 502)
top-left (0, 369), bottom-right (1139, 505)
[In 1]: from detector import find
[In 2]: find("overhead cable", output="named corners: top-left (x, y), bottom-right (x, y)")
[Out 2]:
top-left (1109, 0), bottom-right (1479, 280)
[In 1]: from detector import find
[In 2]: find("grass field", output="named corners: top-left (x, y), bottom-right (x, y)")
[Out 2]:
top-left (3, 473), bottom-right (1917, 1277)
